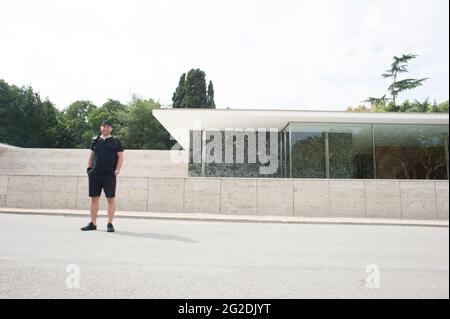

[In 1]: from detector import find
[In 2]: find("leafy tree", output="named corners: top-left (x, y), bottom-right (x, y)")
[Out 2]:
top-left (87, 99), bottom-right (127, 138)
top-left (357, 54), bottom-right (449, 113)
top-left (349, 99), bottom-right (449, 113)
top-left (40, 99), bottom-right (60, 147)
top-left (367, 54), bottom-right (428, 107)
top-left (171, 69), bottom-right (215, 108)
top-left (1, 79), bottom-right (179, 149)
top-left (121, 95), bottom-right (175, 150)
top-left (53, 111), bottom-right (73, 148)
top-left (382, 54), bottom-right (428, 106)
top-left (60, 100), bottom-right (97, 148)
top-left (436, 101), bottom-right (449, 113)
top-left (0, 80), bottom-right (61, 147)
top-left (0, 80), bottom-right (22, 146)
top-left (364, 95), bottom-right (390, 109)
top-left (346, 104), bottom-right (372, 112)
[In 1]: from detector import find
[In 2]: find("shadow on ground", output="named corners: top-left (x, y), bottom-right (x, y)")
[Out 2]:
top-left (109, 231), bottom-right (198, 243)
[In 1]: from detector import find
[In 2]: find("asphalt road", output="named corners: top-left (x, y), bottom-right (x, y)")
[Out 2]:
top-left (0, 213), bottom-right (448, 299)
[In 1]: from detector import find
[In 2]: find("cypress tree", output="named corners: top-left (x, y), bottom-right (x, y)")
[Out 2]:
top-left (171, 69), bottom-right (215, 108)
top-left (206, 80), bottom-right (215, 108)
top-left (172, 73), bottom-right (186, 108)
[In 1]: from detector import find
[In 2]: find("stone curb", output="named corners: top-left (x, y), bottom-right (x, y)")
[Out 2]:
top-left (0, 208), bottom-right (448, 228)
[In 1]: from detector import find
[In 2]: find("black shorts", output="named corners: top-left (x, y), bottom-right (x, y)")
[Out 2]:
top-left (88, 174), bottom-right (117, 198)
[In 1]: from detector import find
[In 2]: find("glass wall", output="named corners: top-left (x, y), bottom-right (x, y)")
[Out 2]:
top-left (280, 122), bottom-right (449, 180)
top-left (286, 123), bottom-right (374, 179)
top-left (374, 124), bottom-right (449, 180)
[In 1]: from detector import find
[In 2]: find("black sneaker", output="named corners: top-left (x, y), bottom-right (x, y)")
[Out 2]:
top-left (81, 222), bottom-right (97, 231)
top-left (107, 223), bottom-right (115, 233)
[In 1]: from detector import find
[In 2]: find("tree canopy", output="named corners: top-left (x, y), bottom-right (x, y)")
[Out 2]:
top-left (172, 69), bottom-right (215, 108)
top-left (351, 53), bottom-right (447, 113)
top-left (0, 79), bottom-right (176, 149)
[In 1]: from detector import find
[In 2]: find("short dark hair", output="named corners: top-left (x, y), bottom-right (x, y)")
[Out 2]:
top-left (101, 120), bottom-right (113, 127)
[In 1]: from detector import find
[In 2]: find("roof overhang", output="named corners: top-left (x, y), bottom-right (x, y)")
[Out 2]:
top-left (0, 143), bottom-right (20, 149)
top-left (153, 108), bottom-right (449, 150)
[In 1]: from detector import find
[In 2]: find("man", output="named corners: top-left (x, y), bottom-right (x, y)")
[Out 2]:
top-left (81, 120), bottom-right (124, 232)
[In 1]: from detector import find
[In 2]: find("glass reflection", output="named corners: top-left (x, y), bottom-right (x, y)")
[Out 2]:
top-left (288, 123), bottom-right (374, 179)
top-left (374, 124), bottom-right (449, 180)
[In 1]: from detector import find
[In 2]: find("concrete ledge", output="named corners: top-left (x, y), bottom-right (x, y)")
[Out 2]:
top-left (0, 207), bottom-right (448, 227)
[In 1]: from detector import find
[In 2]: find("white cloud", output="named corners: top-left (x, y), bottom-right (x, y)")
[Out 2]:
top-left (0, 0), bottom-right (448, 110)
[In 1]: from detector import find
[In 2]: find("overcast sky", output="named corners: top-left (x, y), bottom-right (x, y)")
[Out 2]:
top-left (1, 0), bottom-right (449, 111)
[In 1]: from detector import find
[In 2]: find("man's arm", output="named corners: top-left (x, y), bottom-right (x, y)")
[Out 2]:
top-left (115, 152), bottom-right (124, 175)
top-left (88, 150), bottom-right (95, 168)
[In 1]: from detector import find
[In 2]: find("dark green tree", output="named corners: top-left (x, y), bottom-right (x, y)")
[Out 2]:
top-left (0, 80), bottom-right (23, 146)
top-left (382, 54), bottom-right (428, 106)
top-left (121, 95), bottom-right (175, 150)
top-left (171, 69), bottom-right (215, 108)
top-left (40, 99), bottom-right (60, 147)
top-left (206, 80), bottom-right (215, 108)
top-left (53, 110), bottom-right (73, 148)
top-left (436, 101), bottom-right (449, 113)
top-left (0, 80), bottom-right (61, 147)
top-left (183, 69), bottom-right (207, 108)
top-left (367, 54), bottom-right (428, 108)
top-left (172, 73), bottom-right (186, 108)
top-left (87, 99), bottom-right (127, 138)
top-left (60, 100), bottom-right (97, 148)
top-left (349, 99), bottom-right (449, 113)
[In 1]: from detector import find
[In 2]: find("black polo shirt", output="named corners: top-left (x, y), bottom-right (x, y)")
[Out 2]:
top-left (90, 136), bottom-right (124, 176)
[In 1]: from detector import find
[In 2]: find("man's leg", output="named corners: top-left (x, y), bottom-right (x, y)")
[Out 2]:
top-left (82, 174), bottom-right (102, 230)
top-left (90, 196), bottom-right (100, 225)
top-left (106, 197), bottom-right (116, 224)
top-left (104, 175), bottom-right (117, 232)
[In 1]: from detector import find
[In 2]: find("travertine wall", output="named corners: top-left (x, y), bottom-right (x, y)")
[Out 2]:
top-left (0, 175), bottom-right (448, 220)
top-left (0, 147), bottom-right (188, 177)
top-left (0, 146), bottom-right (447, 220)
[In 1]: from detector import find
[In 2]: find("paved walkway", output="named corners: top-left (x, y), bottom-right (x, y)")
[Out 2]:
top-left (0, 213), bottom-right (448, 298)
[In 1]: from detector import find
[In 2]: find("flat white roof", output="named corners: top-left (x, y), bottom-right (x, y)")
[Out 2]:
top-left (0, 143), bottom-right (20, 149)
top-left (153, 108), bottom-right (449, 150)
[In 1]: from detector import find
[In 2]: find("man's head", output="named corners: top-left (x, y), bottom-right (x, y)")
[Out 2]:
top-left (100, 120), bottom-right (113, 136)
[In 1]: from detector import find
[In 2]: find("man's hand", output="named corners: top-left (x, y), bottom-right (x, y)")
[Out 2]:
top-left (115, 151), bottom-right (123, 177)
